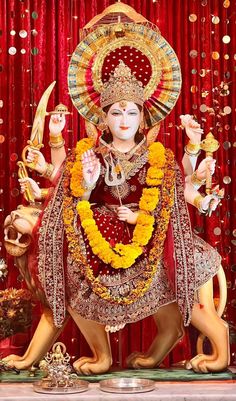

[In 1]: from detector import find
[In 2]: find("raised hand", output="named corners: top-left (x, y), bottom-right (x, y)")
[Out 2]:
top-left (82, 150), bottom-right (101, 190)
top-left (117, 206), bottom-right (138, 224)
top-left (19, 177), bottom-right (42, 200)
top-left (180, 114), bottom-right (203, 144)
top-left (49, 114), bottom-right (66, 136)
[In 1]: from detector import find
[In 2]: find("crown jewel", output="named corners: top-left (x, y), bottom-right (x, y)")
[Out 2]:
top-left (100, 60), bottom-right (144, 109)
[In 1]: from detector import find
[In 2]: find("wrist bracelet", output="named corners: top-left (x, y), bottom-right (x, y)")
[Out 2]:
top-left (184, 146), bottom-right (201, 157)
top-left (187, 141), bottom-right (201, 151)
top-left (49, 133), bottom-right (65, 148)
top-left (191, 171), bottom-right (206, 187)
top-left (41, 163), bottom-right (54, 179)
top-left (41, 188), bottom-right (50, 199)
top-left (49, 139), bottom-right (65, 149)
top-left (185, 141), bottom-right (201, 157)
top-left (193, 194), bottom-right (206, 213)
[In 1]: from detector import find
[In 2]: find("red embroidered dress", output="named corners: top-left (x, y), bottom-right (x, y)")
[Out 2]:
top-left (36, 141), bottom-right (221, 329)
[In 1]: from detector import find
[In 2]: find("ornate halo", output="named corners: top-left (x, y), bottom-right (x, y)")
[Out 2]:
top-left (68, 12), bottom-right (181, 128)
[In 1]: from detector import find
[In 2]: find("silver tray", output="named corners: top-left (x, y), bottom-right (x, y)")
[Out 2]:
top-left (99, 378), bottom-right (155, 393)
top-left (33, 379), bottom-right (89, 394)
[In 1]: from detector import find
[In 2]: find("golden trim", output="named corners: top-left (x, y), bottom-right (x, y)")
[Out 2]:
top-left (191, 171), bottom-right (206, 187)
top-left (193, 195), bottom-right (204, 211)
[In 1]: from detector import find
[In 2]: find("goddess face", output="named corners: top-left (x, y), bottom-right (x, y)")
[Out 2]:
top-left (105, 101), bottom-right (142, 142)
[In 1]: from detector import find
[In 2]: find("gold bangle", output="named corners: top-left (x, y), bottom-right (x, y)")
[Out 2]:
top-left (191, 171), bottom-right (206, 187)
top-left (193, 195), bottom-right (205, 213)
top-left (187, 142), bottom-right (201, 152)
top-left (49, 133), bottom-right (65, 148)
top-left (49, 133), bottom-right (63, 144)
top-left (185, 141), bottom-right (201, 157)
top-left (41, 163), bottom-right (54, 179)
top-left (41, 188), bottom-right (50, 199)
top-left (184, 146), bottom-right (201, 157)
top-left (48, 139), bottom-right (65, 149)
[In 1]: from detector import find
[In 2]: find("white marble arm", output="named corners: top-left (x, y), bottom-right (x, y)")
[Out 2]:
top-left (180, 114), bottom-right (203, 176)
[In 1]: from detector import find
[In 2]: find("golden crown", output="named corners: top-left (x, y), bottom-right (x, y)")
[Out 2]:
top-left (100, 60), bottom-right (144, 109)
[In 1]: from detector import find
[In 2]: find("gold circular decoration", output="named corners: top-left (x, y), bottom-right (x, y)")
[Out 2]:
top-left (212, 16), bottom-right (220, 24)
top-left (190, 85), bottom-right (198, 93)
top-left (223, 176), bottom-right (231, 184)
top-left (212, 51), bottom-right (220, 60)
top-left (214, 227), bottom-right (221, 236)
top-left (222, 35), bottom-right (231, 44)
top-left (189, 50), bottom-right (198, 58)
top-left (223, 0), bottom-right (230, 7)
top-left (200, 104), bottom-right (207, 112)
top-left (189, 14), bottom-right (197, 22)
top-left (224, 106), bottom-right (232, 114)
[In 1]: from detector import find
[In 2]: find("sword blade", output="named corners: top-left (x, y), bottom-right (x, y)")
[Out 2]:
top-left (30, 81), bottom-right (56, 147)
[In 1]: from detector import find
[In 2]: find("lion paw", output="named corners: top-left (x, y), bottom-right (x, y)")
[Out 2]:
top-left (2, 355), bottom-right (34, 370)
top-left (3, 354), bottom-right (24, 363)
top-left (126, 352), bottom-right (157, 369)
top-left (73, 356), bottom-right (112, 375)
top-left (186, 354), bottom-right (220, 373)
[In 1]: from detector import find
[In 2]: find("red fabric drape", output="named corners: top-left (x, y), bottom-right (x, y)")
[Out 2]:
top-left (0, 0), bottom-right (235, 366)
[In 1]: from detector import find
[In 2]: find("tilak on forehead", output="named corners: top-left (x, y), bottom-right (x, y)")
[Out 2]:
top-left (119, 100), bottom-right (127, 110)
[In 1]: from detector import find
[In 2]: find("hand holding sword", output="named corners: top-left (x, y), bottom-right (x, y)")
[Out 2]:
top-left (18, 82), bottom-right (69, 202)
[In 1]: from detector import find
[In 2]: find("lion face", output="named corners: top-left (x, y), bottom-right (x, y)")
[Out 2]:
top-left (4, 205), bottom-right (42, 257)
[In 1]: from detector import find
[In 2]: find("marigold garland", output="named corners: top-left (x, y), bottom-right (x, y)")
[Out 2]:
top-left (70, 138), bottom-right (95, 197)
top-left (74, 141), bottom-right (166, 269)
top-left (62, 140), bottom-right (175, 304)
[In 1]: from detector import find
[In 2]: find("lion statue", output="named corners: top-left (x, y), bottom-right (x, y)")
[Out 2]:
top-left (3, 202), bottom-right (229, 375)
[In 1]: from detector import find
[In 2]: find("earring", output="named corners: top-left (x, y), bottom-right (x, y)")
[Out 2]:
top-left (139, 120), bottom-right (145, 134)
top-left (98, 120), bottom-right (108, 132)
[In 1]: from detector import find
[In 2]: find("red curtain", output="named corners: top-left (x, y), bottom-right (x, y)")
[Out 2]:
top-left (0, 0), bottom-right (235, 367)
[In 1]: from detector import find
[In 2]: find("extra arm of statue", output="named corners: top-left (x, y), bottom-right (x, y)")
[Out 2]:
top-left (186, 157), bottom-right (216, 190)
top-left (184, 181), bottom-right (221, 215)
top-left (49, 114), bottom-right (67, 169)
top-left (19, 177), bottom-right (44, 200)
top-left (181, 114), bottom-right (203, 175)
top-left (24, 114), bottom-right (67, 181)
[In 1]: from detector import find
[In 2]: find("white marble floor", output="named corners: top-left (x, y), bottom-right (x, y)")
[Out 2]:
top-left (0, 381), bottom-right (236, 401)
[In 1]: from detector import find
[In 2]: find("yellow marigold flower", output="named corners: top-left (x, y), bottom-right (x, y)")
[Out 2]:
top-left (136, 212), bottom-right (154, 225)
top-left (146, 178), bottom-right (163, 186)
top-left (147, 167), bottom-right (164, 179)
top-left (139, 188), bottom-right (159, 212)
top-left (7, 309), bottom-right (16, 318)
top-left (77, 200), bottom-right (90, 210)
top-left (148, 142), bottom-right (166, 167)
top-left (81, 218), bottom-right (96, 228)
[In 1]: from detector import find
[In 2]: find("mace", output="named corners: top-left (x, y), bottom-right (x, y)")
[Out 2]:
top-left (200, 132), bottom-right (220, 195)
